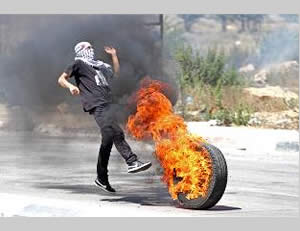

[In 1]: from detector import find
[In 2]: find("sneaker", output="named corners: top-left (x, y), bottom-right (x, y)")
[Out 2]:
top-left (128, 160), bottom-right (152, 173)
top-left (94, 178), bottom-right (116, 193)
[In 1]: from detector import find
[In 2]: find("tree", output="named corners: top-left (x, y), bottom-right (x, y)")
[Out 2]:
top-left (178, 14), bottom-right (206, 32)
top-left (235, 14), bottom-right (265, 32)
top-left (280, 14), bottom-right (298, 23)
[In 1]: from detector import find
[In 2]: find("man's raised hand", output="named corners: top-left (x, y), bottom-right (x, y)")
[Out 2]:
top-left (104, 46), bottom-right (117, 56)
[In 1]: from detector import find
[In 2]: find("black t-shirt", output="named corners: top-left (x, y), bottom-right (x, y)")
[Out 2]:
top-left (64, 59), bottom-right (114, 112)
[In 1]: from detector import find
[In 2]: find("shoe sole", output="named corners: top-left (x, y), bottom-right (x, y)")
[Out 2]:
top-left (94, 181), bottom-right (116, 194)
top-left (128, 162), bottom-right (152, 173)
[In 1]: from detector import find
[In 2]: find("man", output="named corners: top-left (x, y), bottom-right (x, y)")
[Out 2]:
top-left (58, 41), bottom-right (151, 193)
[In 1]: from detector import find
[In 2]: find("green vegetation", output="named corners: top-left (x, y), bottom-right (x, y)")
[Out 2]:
top-left (164, 14), bottom-right (299, 128)
top-left (211, 104), bottom-right (252, 126)
top-left (164, 14), bottom-right (298, 128)
top-left (174, 45), bottom-right (252, 126)
top-left (175, 46), bottom-right (243, 86)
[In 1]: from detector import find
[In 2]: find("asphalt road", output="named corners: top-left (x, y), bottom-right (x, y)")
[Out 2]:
top-left (0, 128), bottom-right (298, 217)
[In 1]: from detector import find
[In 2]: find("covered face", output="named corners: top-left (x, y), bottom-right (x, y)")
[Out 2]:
top-left (74, 41), bottom-right (95, 60)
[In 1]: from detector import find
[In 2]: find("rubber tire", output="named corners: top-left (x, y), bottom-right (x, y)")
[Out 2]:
top-left (176, 143), bottom-right (228, 209)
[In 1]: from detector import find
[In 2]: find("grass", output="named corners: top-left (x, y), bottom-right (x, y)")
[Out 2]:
top-left (165, 15), bottom-right (299, 127)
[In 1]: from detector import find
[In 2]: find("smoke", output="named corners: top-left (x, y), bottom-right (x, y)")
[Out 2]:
top-left (0, 15), bottom-right (177, 115)
top-left (256, 27), bottom-right (299, 68)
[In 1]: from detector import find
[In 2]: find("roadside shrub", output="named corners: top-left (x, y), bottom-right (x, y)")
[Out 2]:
top-left (175, 45), bottom-right (243, 87)
top-left (174, 45), bottom-right (252, 125)
top-left (232, 104), bottom-right (252, 126)
top-left (211, 104), bottom-right (252, 126)
top-left (212, 108), bottom-right (232, 126)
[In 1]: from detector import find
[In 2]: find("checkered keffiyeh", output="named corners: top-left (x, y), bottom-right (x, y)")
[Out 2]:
top-left (74, 41), bottom-right (111, 70)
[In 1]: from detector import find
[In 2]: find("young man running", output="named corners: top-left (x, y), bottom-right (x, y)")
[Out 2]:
top-left (58, 41), bottom-right (151, 193)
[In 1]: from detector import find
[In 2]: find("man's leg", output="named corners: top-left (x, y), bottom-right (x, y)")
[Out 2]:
top-left (111, 122), bottom-right (152, 173)
top-left (97, 128), bottom-right (113, 184)
top-left (93, 104), bottom-right (151, 174)
top-left (111, 122), bottom-right (137, 164)
top-left (92, 105), bottom-right (116, 192)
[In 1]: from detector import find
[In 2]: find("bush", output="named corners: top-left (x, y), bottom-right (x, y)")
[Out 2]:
top-left (232, 104), bottom-right (252, 126)
top-left (212, 108), bottom-right (232, 126)
top-left (211, 104), bottom-right (252, 126)
top-left (174, 45), bottom-right (252, 125)
top-left (219, 68), bottom-right (243, 86)
top-left (175, 45), bottom-right (243, 87)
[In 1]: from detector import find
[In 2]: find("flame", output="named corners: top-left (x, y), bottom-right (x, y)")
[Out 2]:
top-left (127, 77), bottom-right (212, 200)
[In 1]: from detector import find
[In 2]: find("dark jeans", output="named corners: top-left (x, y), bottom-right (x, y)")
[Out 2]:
top-left (90, 104), bottom-right (137, 183)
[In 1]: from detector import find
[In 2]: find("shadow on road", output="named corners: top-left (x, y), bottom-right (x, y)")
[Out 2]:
top-left (207, 205), bottom-right (242, 211)
top-left (35, 183), bottom-right (241, 211)
top-left (36, 184), bottom-right (105, 195)
top-left (101, 195), bottom-right (175, 207)
top-left (36, 183), bottom-right (175, 207)
top-left (173, 204), bottom-right (242, 211)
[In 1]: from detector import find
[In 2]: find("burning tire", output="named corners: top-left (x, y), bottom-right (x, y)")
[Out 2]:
top-left (176, 143), bottom-right (227, 209)
top-left (126, 78), bottom-right (227, 210)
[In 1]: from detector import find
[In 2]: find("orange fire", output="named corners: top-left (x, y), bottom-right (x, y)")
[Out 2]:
top-left (127, 77), bottom-right (212, 200)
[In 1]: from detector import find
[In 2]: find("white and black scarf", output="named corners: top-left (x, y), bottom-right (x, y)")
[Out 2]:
top-left (74, 41), bottom-right (111, 70)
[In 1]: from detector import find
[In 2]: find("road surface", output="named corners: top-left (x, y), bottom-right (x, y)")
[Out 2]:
top-left (0, 124), bottom-right (298, 216)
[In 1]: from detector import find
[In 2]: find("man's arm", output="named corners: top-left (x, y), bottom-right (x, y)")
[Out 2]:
top-left (58, 72), bottom-right (80, 95)
top-left (104, 46), bottom-right (120, 77)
